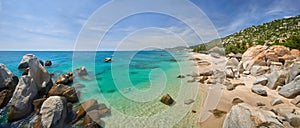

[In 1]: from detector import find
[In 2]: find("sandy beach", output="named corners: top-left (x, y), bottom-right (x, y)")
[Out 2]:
top-left (191, 51), bottom-right (300, 128)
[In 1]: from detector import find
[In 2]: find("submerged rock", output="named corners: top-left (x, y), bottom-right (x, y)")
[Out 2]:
top-left (40, 96), bottom-right (67, 128)
top-left (8, 75), bottom-right (38, 122)
top-left (232, 98), bottom-right (244, 105)
top-left (222, 103), bottom-right (284, 128)
top-left (72, 99), bottom-right (99, 124)
top-left (160, 94), bottom-right (175, 106)
top-left (209, 109), bottom-right (227, 118)
top-left (74, 66), bottom-right (88, 76)
top-left (177, 75), bottom-right (185, 78)
top-left (184, 99), bottom-right (195, 105)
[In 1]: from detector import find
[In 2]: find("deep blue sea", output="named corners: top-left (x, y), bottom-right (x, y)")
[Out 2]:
top-left (0, 51), bottom-right (200, 127)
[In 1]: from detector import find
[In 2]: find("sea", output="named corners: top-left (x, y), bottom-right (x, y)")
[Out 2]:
top-left (0, 50), bottom-right (201, 128)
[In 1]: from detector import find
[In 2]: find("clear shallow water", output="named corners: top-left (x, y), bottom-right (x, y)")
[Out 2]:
top-left (0, 51), bottom-right (199, 127)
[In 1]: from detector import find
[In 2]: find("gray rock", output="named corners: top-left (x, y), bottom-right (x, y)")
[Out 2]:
top-left (250, 66), bottom-right (269, 76)
top-left (226, 58), bottom-right (239, 68)
top-left (17, 54), bottom-right (37, 69)
top-left (279, 75), bottom-right (300, 98)
top-left (291, 95), bottom-right (300, 105)
top-left (253, 77), bottom-right (268, 86)
top-left (283, 113), bottom-right (300, 127)
top-left (28, 57), bottom-right (52, 94)
top-left (285, 61), bottom-right (300, 84)
top-left (222, 103), bottom-right (284, 128)
top-left (267, 71), bottom-right (286, 90)
top-left (251, 85), bottom-right (268, 96)
top-left (7, 75), bottom-right (38, 122)
top-left (40, 96), bottom-right (67, 128)
top-left (184, 99), bottom-right (195, 105)
top-left (0, 64), bottom-right (19, 90)
top-left (273, 107), bottom-right (295, 116)
top-left (271, 98), bottom-right (283, 106)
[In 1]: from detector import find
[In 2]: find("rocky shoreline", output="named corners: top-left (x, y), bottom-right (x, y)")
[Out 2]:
top-left (193, 45), bottom-right (300, 128)
top-left (0, 54), bottom-right (109, 128)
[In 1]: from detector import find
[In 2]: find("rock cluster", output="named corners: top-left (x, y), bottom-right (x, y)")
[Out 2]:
top-left (222, 45), bottom-right (300, 128)
top-left (0, 54), bottom-right (109, 127)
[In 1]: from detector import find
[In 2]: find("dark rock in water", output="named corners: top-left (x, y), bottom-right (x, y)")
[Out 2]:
top-left (72, 99), bottom-right (99, 124)
top-left (18, 54), bottom-right (37, 69)
top-left (22, 68), bottom-right (29, 76)
top-left (160, 94), bottom-right (175, 106)
top-left (48, 84), bottom-right (79, 103)
top-left (0, 89), bottom-right (13, 108)
top-left (65, 102), bottom-right (74, 124)
top-left (251, 85), bottom-right (268, 96)
top-left (0, 64), bottom-right (19, 90)
top-left (8, 75), bottom-right (38, 122)
top-left (45, 60), bottom-right (52, 66)
top-left (192, 110), bottom-right (197, 113)
top-left (209, 109), bottom-right (227, 118)
top-left (39, 60), bottom-right (44, 66)
top-left (55, 72), bottom-right (74, 85)
top-left (169, 59), bottom-right (178, 62)
top-left (39, 96), bottom-right (67, 128)
top-left (130, 71), bottom-right (138, 75)
top-left (184, 99), bottom-right (195, 105)
top-left (107, 90), bottom-right (116, 93)
top-left (177, 75), bottom-right (185, 78)
top-left (271, 98), bottom-right (283, 106)
top-left (33, 98), bottom-right (46, 114)
top-left (232, 98), bottom-right (244, 105)
top-left (104, 58), bottom-right (112, 62)
top-left (73, 83), bottom-right (86, 88)
top-left (187, 78), bottom-right (196, 83)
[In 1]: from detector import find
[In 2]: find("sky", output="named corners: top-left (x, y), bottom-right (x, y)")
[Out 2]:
top-left (0, 0), bottom-right (299, 51)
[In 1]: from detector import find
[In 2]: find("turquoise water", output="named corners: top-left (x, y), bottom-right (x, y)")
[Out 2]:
top-left (0, 51), bottom-right (199, 127)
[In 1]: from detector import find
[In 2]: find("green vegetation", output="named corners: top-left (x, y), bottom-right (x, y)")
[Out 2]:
top-left (191, 15), bottom-right (300, 54)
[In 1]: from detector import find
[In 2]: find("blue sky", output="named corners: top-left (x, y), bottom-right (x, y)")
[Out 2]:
top-left (0, 0), bottom-right (299, 51)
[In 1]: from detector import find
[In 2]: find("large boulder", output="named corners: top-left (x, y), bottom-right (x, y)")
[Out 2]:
top-left (28, 58), bottom-right (53, 94)
top-left (7, 76), bottom-right (38, 122)
top-left (40, 96), bottom-right (67, 128)
top-left (0, 64), bottom-right (19, 90)
top-left (18, 54), bottom-right (37, 69)
top-left (48, 84), bottom-right (78, 103)
top-left (285, 61), bottom-right (300, 84)
top-left (266, 71), bottom-right (286, 90)
top-left (222, 103), bottom-right (284, 128)
top-left (279, 75), bottom-right (300, 98)
top-left (55, 72), bottom-right (74, 85)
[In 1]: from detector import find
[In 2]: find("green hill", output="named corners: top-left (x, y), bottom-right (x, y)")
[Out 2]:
top-left (191, 15), bottom-right (300, 54)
